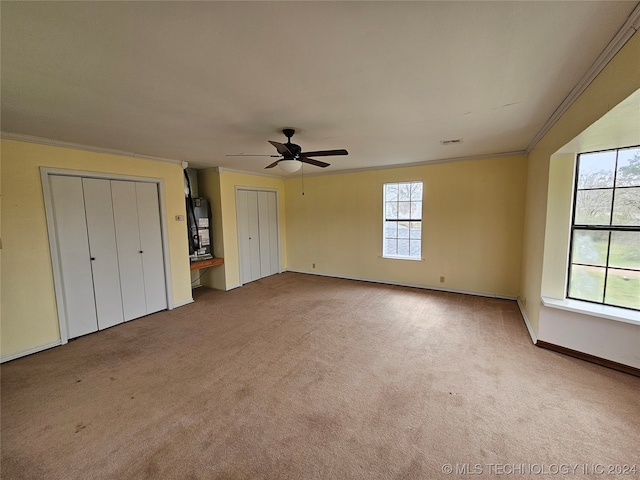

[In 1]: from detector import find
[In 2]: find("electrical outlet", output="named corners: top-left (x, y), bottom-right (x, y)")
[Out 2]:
top-left (175, 215), bottom-right (185, 221)
top-left (440, 276), bottom-right (445, 283)
top-left (312, 263), bottom-right (316, 269)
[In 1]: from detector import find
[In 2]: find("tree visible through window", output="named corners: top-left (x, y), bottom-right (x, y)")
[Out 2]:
top-left (568, 146), bottom-right (640, 310)
top-left (383, 181), bottom-right (423, 259)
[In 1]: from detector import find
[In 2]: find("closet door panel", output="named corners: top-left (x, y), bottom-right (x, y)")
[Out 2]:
top-left (237, 190), bottom-right (252, 285)
top-left (267, 191), bottom-right (279, 276)
top-left (247, 191), bottom-right (261, 282)
top-left (258, 191), bottom-right (272, 278)
top-left (82, 178), bottom-right (125, 330)
top-left (49, 175), bottom-right (98, 338)
top-left (111, 180), bottom-right (147, 321)
top-left (135, 182), bottom-right (167, 314)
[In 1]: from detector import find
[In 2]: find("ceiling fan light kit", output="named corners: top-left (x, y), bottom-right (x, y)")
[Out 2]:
top-left (227, 128), bottom-right (348, 173)
top-left (278, 159), bottom-right (301, 173)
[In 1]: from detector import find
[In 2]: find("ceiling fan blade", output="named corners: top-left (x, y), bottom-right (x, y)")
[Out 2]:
top-left (225, 154), bottom-right (280, 157)
top-left (299, 149), bottom-right (348, 157)
top-left (299, 157), bottom-right (330, 168)
top-left (268, 141), bottom-right (293, 156)
top-left (264, 160), bottom-right (281, 169)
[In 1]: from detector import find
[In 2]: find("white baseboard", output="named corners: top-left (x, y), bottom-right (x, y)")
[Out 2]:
top-left (284, 269), bottom-right (517, 301)
top-left (171, 298), bottom-right (194, 309)
top-left (517, 297), bottom-right (538, 344)
top-left (1, 340), bottom-right (63, 363)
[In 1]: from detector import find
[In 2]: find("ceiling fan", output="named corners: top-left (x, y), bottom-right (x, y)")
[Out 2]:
top-left (227, 128), bottom-right (348, 172)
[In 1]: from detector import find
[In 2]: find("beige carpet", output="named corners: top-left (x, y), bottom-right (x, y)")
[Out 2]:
top-left (2, 272), bottom-right (639, 479)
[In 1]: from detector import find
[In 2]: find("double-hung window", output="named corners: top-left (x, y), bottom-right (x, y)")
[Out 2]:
top-left (568, 146), bottom-right (640, 311)
top-left (383, 181), bottom-right (423, 259)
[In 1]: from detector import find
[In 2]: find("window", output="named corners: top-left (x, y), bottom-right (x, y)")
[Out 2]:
top-left (568, 146), bottom-right (640, 310)
top-left (383, 181), bottom-right (423, 259)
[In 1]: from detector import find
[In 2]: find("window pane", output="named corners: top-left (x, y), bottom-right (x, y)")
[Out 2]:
top-left (410, 182), bottom-right (423, 201)
top-left (605, 268), bottom-right (640, 310)
top-left (609, 231), bottom-right (640, 269)
top-left (398, 221), bottom-right (410, 238)
top-left (569, 265), bottom-right (605, 302)
top-left (398, 201), bottom-right (411, 218)
top-left (409, 240), bottom-right (421, 257)
top-left (571, 230), bottom-right (608, 266)
top-left (384, 238), bottom-right (397, 256)
top-left (384, 221), bottom-right (397, 238)
top-left (398, 239), bottom-right (410, 256)
top-left (616, 148), bottom-right (640, 187)
top-left (612, 187), bottom-right (640, 226)
top-left (574, 189), bottom-right (612, 225)
top-left (385, 184), bottom-right (398, 201)
top-left (410, 201), bottom-right (422, 220)
top-left (398, 183), bottom-right (411, 201)
top-left (410, 222), bottom-right (421, 239)
top-left (386, 202), bottom-right (398, 220)
top-left (577, 151), bottom-right (616, 189)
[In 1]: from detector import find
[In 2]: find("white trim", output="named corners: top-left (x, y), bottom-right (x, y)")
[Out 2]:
top-left (225, 283), bottom-right (242, 291)
top-left (2, 132), bottom-right (185, 165)
top-left (381, 256), bottom-right (424, 262)
top-left (1, 340), bottom-right (63, 363)
top-left (40, 167), bottom-right (175, 342)
top-left (172, 298), bottom-right (194, 308)
top-left (541, 296), bottom-right (640, 326)
top-left (527, 4), bottom-right (640, 153)
top-left (517, 297), bottom-right (538, 344)
top-left (285, 269), bottom-right (517, 301)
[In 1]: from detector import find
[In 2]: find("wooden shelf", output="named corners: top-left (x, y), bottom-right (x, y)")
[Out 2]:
top-left (190, 257), bottom-right (224, 270)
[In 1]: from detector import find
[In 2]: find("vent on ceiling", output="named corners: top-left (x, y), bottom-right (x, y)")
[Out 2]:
top-left (440, 139), bottom-right (463, 145)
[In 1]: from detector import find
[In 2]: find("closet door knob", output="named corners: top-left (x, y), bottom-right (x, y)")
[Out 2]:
top-left (91, 257), bottom-right (96, 261)
top-left (139, 250), bottom-right (143, 254)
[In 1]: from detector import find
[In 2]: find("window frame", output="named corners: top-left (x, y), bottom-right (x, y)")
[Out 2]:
top-left (382, 181), bottom-right (423, 260)
top-left (567, 145), bottom-right (640, 311)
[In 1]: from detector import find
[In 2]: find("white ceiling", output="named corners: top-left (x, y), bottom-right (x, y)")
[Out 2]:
top-left (1, 1), bottom-right (638, 175)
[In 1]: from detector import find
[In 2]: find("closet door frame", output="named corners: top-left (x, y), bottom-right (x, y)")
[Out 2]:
top-left (41, 167), bottom-right (174, 344)
top-left (235, 186), bottom-right (281, 286)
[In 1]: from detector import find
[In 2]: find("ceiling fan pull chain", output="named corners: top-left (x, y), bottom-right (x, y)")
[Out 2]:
top-left (301, 162), bottom-right (305, 196)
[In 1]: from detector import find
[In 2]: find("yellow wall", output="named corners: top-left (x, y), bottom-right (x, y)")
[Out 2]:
top-left (1, 139), bottom-right (192, 358)
top-left (285, 155), bottom-right (527, 298)
top-left (520, 31), bottom-right (640, 333)
top-left (197, 168), bottom-right (286, 290)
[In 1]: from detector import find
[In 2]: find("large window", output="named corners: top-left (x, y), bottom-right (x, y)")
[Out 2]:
top-left (383, 181), bottom-right (423, 259)
top-left (568, 146), bottom-right (640, 310)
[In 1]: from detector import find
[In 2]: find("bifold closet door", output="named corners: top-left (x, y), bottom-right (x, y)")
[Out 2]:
top-left (135, 182), bottom-right (167, 314)
top-left (257, 191), bottom-right (279, 278)
top-left (112, 180), bottom-right (167, 320)
top-left (49, 175), bottom-right (98, 338)
top-left (237, 189), bottom-right (279, 285)
top-left (237, 190), bottom-right (261, 284)
top-left (82, 178), bottom-right (125, 330)
top-left (111, 181), bottom-right (147, 321)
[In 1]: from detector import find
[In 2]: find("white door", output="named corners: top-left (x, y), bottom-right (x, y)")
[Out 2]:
top-left (135, 182), bottom-right (167, 314)
top-left (49, 175), bottom-right (98, 338)
top-left (111, 180), bottom-right (147, 321)
top-left (82, 178), bottom-right (125, 330)
top-left (237, 189), bottom-right (279, 285)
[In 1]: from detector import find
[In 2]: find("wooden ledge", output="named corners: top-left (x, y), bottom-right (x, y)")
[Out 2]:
top-left (190, 257), bottom-right (224, 270)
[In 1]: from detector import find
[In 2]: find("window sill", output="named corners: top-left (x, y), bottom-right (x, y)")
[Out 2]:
top-left (541, 296), bottom-right (640, 326)
top-left (380, 255), bottom-right (424, 261)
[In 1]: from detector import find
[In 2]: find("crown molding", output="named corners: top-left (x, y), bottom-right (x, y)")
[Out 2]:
top-left (0, 131), bottom-right (185, 166)
top-left (290, 150), bottom-right (528, 178)
top-left (526, 3), bottom-right (640, 153)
